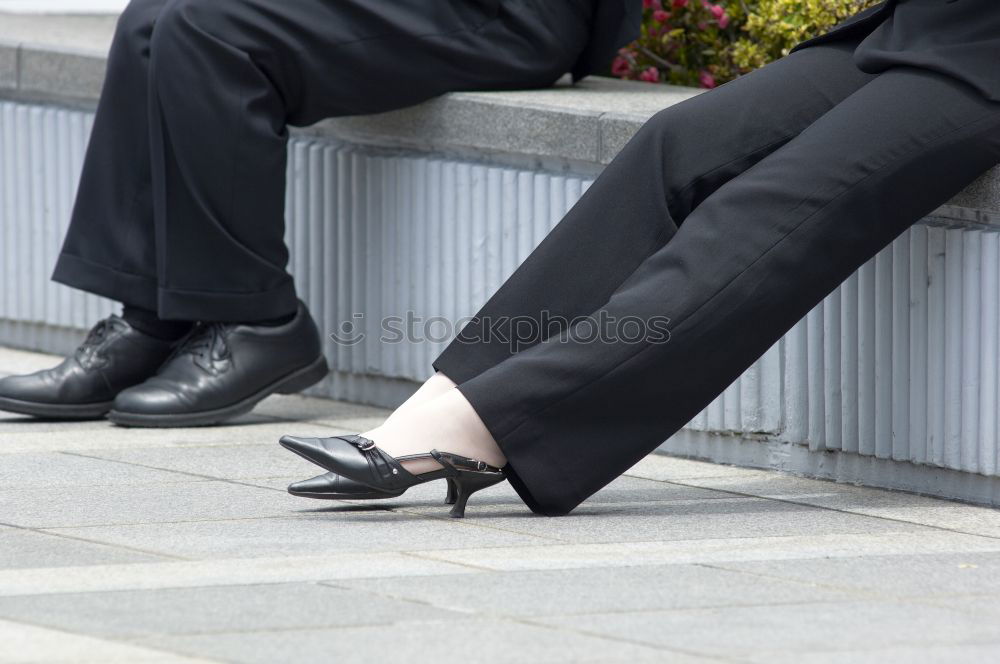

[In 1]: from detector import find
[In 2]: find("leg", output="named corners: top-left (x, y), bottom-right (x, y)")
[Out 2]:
top-left (52, 0), bottom-right (169, 310)
top-left (369, 42), bottom-right (877, 472)
top-left (140, 0), bottom-right (590, 322)
top-left (460, 66), bottom-right (1000, 514)
top-left (433, 40), bottom-right (876, 383)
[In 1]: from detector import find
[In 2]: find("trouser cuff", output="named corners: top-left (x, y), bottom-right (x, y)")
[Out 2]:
top-left (52, 251), bottom-right (158, 312)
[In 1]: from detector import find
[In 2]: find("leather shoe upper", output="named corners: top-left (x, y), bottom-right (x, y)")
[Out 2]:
top-left (288, 472), bottom-right (402, 497)
top-left (0, 315), bottom-right (174, 406)
top-left (279, 434), bottom-right (419, 491)
top-left (113, 301), bottom-right (323, 416)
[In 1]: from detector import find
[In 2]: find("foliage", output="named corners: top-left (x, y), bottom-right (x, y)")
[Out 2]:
top-left (612, 0), bottom-right (880, 89)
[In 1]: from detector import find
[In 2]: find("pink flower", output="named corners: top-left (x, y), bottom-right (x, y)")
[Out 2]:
top-left (652, 9), bottom-right (671, 22)
top-left (672, 0), bottom-right (688, 7)
top-left (611, 56), bottom-right (631, 77)
top-left (699, 70), bottom-right (716, 88)
top-left (709, 4), bottom-right (725, 19)
top-left (639, 67), bottom-right (660, 83)
top-left (717, 12), bottom-right (730, 28)
top-left (642, 0), bottom-right (660, 8)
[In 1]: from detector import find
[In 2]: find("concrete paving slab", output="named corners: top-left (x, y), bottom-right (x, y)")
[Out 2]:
top-left (0, 420), bottom-right (347, 454)
top-left (676, 473), bottom-right (1000, 538)
top-left (0, 553), bottom-right (476, 597)
top-left (75, 443), bottom-right (339, 481)
top-left (46, 510), bottom-right (556, 559)
top-left (400, 475), bottom-right (738, 511)
top-left (140, 618), bottom-right (684, 664)
top-left (0, 346), bottom-right (65, 376)
top-left (405, 495), bottom-right (929, 544)
top-left (0, 451), bottom-right (203, 490)
top-left (740, 642), bottom-right (1000, 664)
top-left (538, 600), bottom-right (1000, 657)
top-left (1, 479), bottom-right (305, 529)
top-left (0, 525), bottom-right (171, 569)
top-left (921, 594), bottom-right (1000, 621)
top-left (0, 582), bottom-right (463, 639)
top-left (714, 552), bottom-right (1000, 600)
top-left (0, 617), bottom-right (217, 664)
top-left (625, 454), bottom-right (768, 481)
top-left (336, 563), bottom-right (856, 618)
top-left (413, 532), bottom-right (1000, 572)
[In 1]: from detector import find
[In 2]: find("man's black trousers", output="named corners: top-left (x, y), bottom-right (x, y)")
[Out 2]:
top-left (53, 0), bottom-right (592, 322)
top-left (433, 37), bottom-right (1000, 515)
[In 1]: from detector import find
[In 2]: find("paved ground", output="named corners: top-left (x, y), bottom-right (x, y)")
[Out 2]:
top-left (2, 346), bottom-right (1000, 663)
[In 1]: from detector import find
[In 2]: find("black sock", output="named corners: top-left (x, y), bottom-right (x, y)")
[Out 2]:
top-left (122, 305), bottom-right (195, 341)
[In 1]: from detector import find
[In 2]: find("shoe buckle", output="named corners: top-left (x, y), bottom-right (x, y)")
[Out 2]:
top-left (355, 437), bottom-right (376, 452)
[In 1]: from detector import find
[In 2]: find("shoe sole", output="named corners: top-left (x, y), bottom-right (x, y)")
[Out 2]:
top-left (287, 487), bottom-right (405, 500)
top-left (107, 355), bottom-right (329, 428)
top-left (0, 396), bottom-right (112, 420)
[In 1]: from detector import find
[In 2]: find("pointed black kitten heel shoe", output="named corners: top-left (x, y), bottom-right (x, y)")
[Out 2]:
top-left (289, 471), bottom-right (459, 504)
top-left (279, 434), bottom-right (504, 517)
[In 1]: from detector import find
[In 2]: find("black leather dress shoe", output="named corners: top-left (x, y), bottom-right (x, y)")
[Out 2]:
top-left (289, 471), bottom-right (459, 504)
top-left (0, 316), bottom-right (175, 420)
top-left (109, 301), bottom-right (328, 428)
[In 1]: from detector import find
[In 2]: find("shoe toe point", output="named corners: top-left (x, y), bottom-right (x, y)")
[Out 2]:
top-left (113, 384), bottom-right (185, 415)
top-left (287, 474), bottom-right (328, 494)
top-left (279, 435), bottom-right (319, 452)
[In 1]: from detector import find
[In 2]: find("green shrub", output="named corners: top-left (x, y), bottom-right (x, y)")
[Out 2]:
top-left (613, 0), bottom-right (880, 88)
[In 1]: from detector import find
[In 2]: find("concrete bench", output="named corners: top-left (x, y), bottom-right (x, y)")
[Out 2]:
top-left (3, 15), bottom-right (1000, 505)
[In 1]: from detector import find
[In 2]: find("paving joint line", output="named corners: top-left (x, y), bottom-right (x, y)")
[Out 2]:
top-left (0, 520), bottom-right (190, 562)
top-left (628, 473), bottom-right (1000, 541)
top-left (0, 614), bottom-right (228, 663)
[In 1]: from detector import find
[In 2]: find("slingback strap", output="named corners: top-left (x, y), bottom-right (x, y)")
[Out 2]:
top-left (347, 435), bottom-right (377, 452)
top-left (430, 449), bottom-right (504, 475)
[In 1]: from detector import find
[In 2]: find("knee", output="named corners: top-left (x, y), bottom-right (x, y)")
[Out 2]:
top-left (151, 0), bottom-right (244, 46)
top-left (635, 104), bottom-right (698, 151)
top-left (150, 0), bottom-right (202, 47)
top-left (148, 0), bottom-right (240, 81)
top-left (621, 102), bottom-right (701, 186)
top-left (111, 0), bottom-right (165, 56)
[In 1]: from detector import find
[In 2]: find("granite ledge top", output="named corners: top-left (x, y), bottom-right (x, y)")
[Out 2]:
top-left (1, 12), bottom-right (998, 216)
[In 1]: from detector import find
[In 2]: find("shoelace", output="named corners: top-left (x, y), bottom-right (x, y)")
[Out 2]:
top-left (176, 323), bottom-right (231, 363)
top-left (79, 319), bottom-right (112, 349)
top-left (74, 317), bottom-right (122, 364)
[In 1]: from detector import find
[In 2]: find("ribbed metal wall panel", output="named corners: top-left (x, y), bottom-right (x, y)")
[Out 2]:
top-left (0, 103), bottom-right (113, 349)
top-left (765, 224), bottom-right (1000, 474)
top-left (3, 100), bottom-right (1000, 485)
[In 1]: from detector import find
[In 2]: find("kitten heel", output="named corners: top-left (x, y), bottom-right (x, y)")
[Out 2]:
top-left (430, 451), bottom-right (506, 518)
